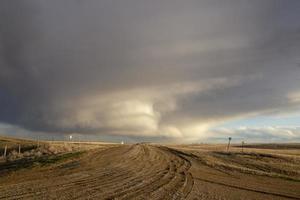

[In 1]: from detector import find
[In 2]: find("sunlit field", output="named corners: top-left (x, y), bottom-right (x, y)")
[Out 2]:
top-left (1, 136), bottom-right (299, 199)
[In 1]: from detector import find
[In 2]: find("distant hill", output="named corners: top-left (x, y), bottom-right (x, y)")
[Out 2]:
top-left (235, 143), bottom-right (300, 149)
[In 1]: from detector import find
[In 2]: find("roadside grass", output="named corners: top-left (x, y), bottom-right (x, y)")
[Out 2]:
top-left (204, 151), bottom-right (300, 182)
top-left (0, 151), bottom-right (84, 175)
top-left (0, 136), bottom-right (40, 156)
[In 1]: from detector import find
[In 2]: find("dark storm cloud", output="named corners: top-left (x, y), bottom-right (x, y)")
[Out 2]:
top-left (0, 0), bottom-right (300, 140)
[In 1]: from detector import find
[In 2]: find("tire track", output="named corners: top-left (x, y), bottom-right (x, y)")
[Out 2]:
top-left (0, 144), bottom-right (194, 200)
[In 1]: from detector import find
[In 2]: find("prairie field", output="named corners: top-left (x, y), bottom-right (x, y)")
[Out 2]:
top-left (2, 1), bottom-right (300, 199)
top-left (0, 136), bottom-right (299, 200)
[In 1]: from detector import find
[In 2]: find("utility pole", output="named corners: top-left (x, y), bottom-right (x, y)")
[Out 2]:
top-left (227, 137), bottom-right (232, 152)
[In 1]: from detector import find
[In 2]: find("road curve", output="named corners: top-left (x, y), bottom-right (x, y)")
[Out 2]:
top-left (0, 144), bottom-right (194, 200)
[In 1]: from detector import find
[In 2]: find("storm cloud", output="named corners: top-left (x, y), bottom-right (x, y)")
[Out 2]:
top-left (1, 0), bottom-right (300, 141)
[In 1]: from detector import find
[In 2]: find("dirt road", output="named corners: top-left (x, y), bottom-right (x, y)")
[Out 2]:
top-left (0, 144), bottom-right (299, 199)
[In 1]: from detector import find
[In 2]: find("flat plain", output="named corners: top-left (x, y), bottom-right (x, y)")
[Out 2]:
top-left (0, 136), bottom-right (299, 200)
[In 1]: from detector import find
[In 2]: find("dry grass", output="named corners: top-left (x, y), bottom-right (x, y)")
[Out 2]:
top-left (172, 143), bottom-right (300, 181)
top-left (0, 135), bottom-right (119, 170)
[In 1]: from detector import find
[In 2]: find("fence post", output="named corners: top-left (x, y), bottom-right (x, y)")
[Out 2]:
top-left (241, 141), bottom-right (244, 153)
top-left (18, 144), bottom-right (21, 155)
top-left (4, 145), bottom-right (7, 158)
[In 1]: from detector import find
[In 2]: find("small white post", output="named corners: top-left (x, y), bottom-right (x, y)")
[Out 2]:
top-left (4, 145), bottom-right (7, 158)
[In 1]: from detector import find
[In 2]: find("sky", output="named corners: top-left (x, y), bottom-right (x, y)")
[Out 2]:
top-left (0, 0), bottom-right (300, 143)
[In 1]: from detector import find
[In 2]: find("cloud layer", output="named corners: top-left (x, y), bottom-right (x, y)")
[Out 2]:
top-left (1, 0), bottom-right (300, 141)
top-left (209, 126), bottom-right (300, 143)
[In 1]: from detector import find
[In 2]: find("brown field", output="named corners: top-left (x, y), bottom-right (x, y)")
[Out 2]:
top-left (0, 136), bottom-right (299, 200)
